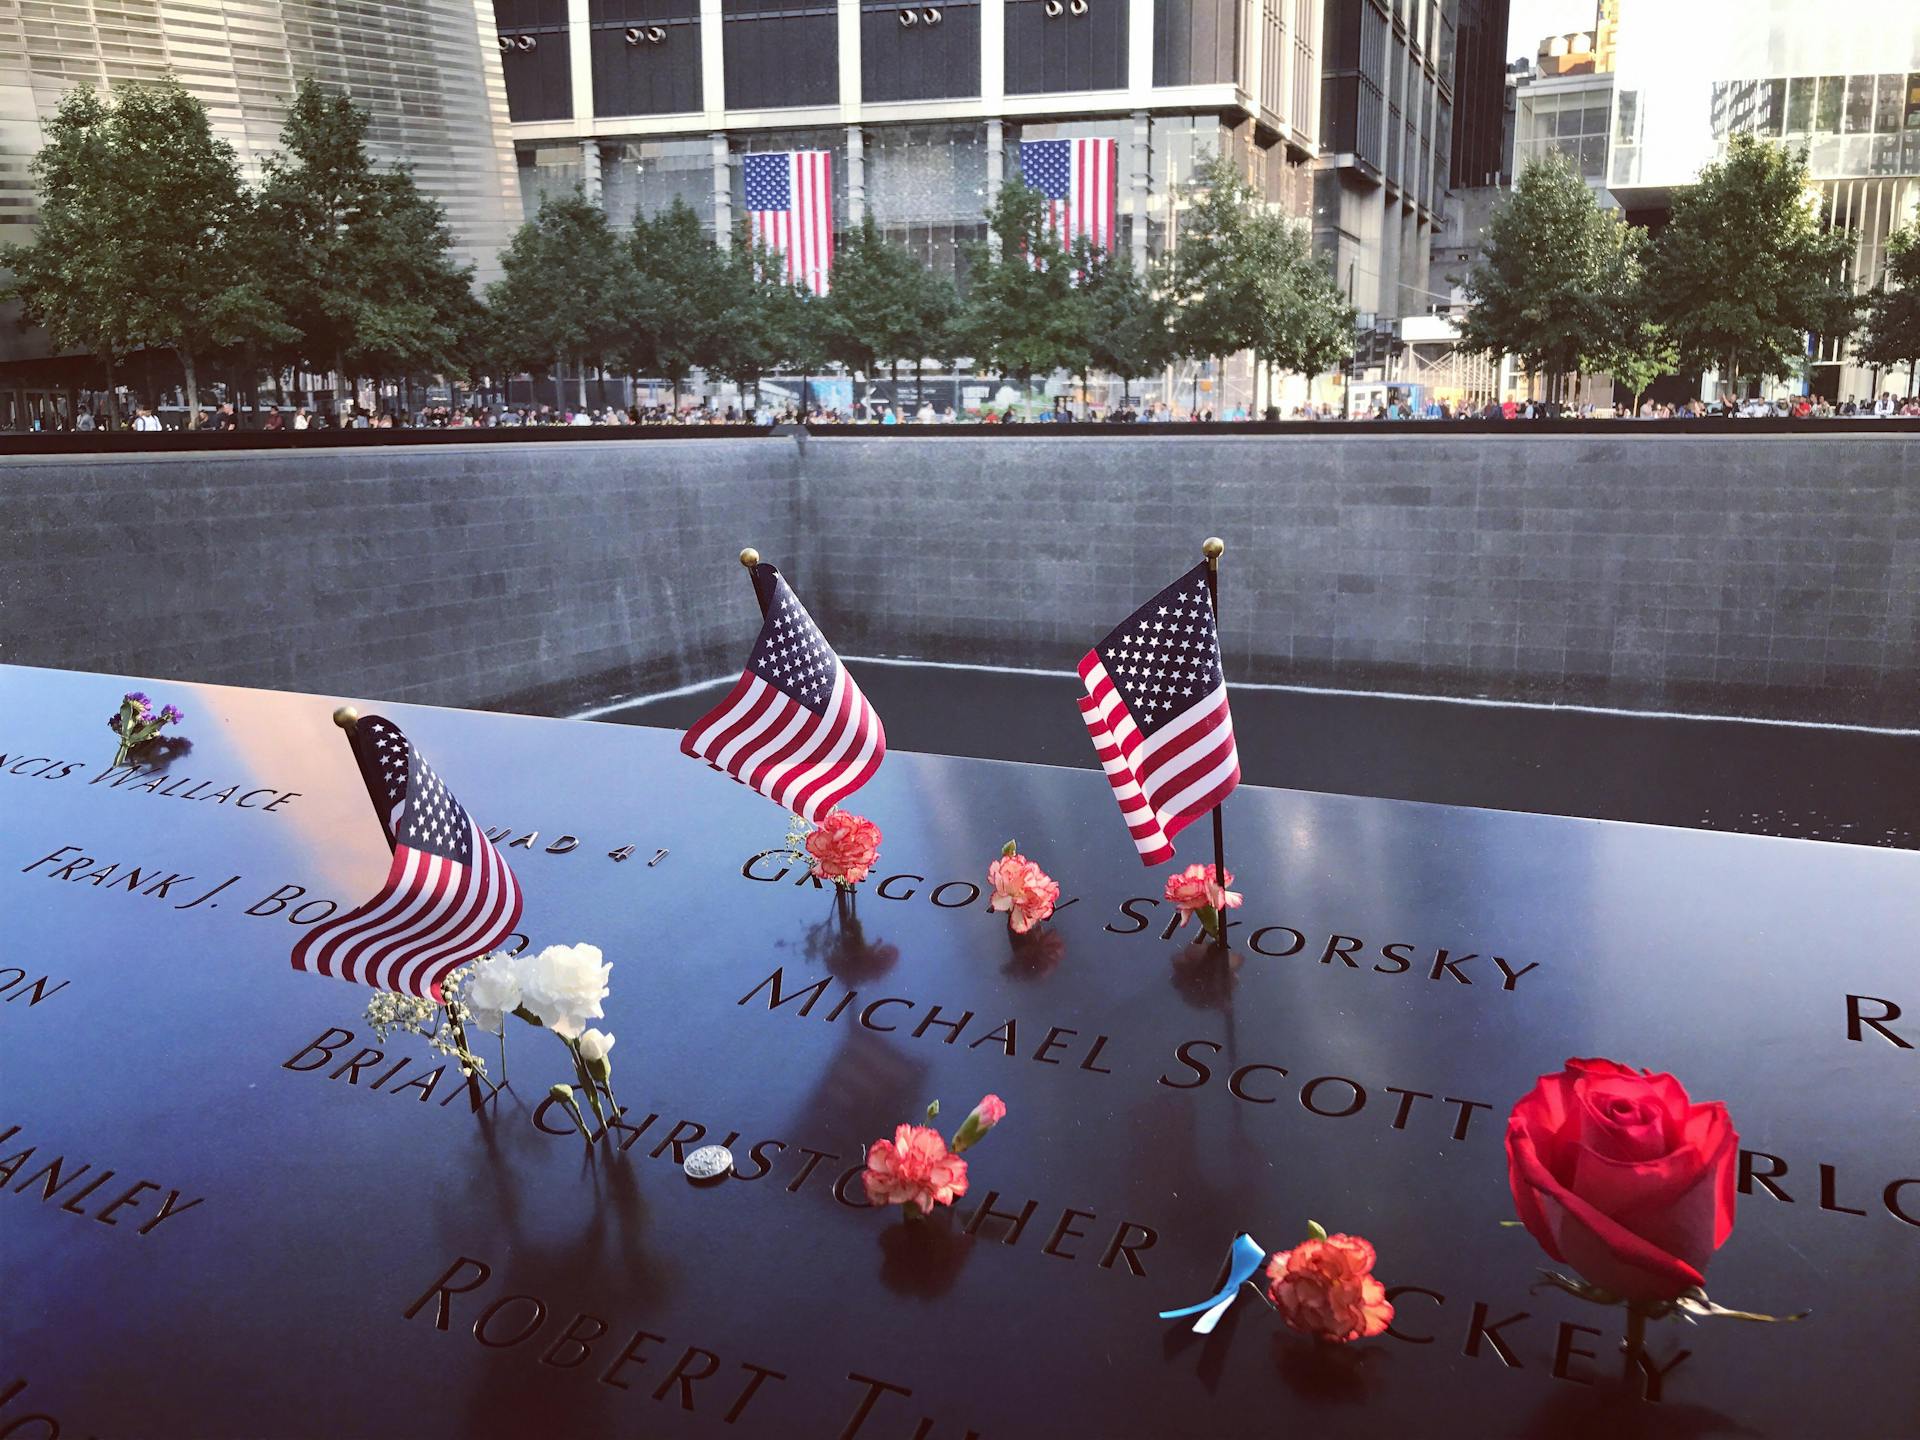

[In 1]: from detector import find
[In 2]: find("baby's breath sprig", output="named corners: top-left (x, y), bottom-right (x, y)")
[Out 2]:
top-left (363, 961), bottom-right (495, 1090)
top-left (777, 813), bottom-right (815, 868)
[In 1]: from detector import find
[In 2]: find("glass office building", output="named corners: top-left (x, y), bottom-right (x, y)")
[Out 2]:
top-left (1609, 0), bottom-right (1920, 395)
top-left (494, 0), bottom-right (1327, 286)
top-left (0, 0), bottom-right (523, 367)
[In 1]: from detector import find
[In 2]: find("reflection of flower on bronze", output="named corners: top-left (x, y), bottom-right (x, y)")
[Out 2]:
top-left (1168, 940), bottom-right (1242, 1011)
top-left (1002, 925), bottom-right (1066, 980)
top-left (876, 1208), bottom-right (973, 1299)
top-left (802, 889), bottom-right (899, 981)
top-left (129, 733), bottom-right (194, 772)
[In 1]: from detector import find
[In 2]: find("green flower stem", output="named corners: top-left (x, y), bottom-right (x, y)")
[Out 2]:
top-left (567, 1041), bottom-right (606, 1128)
top-left (1197, 904), bottom-right (1223, 942)
top-left (559, 1091), bottom-right (592, 1149)
top-left (1623, 1303), bottom-right (1649, 1384)
top-left (497, 1028), bottom-right (509, 1086)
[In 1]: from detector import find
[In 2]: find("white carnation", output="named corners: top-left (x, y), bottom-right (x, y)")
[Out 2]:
top-left (577, 1028), bottom-right (616, 1064)
top-left (462, 951), bottom-right (524, 1035)
top-left (519, 943), bottom-right (611, 1039)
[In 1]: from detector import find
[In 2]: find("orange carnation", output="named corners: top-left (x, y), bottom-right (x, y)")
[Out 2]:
top-left (1263, 1233), bottom-right (1394, 1343)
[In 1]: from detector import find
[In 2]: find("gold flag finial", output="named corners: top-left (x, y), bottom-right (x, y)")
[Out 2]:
top-left (1202, 536), bottom-right (1225, 564)
top-left (740, 547), bottom-right (761, 568)
top-left (332, 705), bottom-right (359, 730)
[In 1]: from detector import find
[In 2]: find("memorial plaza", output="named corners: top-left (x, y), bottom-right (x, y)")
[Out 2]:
top-left (2, 1), bottom-right (1917, 1436)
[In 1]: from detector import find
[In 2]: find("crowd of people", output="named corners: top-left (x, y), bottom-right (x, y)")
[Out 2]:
top-left (17, 389), bottom-right (1920, 432)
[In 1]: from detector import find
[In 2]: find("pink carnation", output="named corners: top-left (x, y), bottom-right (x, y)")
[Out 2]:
top-left (1263, 1234), bottom-right (1395, 1343)
top-left (862, 1123), bottom-right (970, 1210)
top-left (987, 852), bottom-right (1060, 933)
top-left (970, 1094), bottom-right (1006, 1130)
top-left (1163, 864), bottom-right (1242, 926)
top-left (807, 811), bottom-right (882, 886)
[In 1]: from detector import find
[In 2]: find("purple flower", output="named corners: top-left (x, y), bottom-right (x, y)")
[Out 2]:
top-left (157, 705), bottom-right (183, 725)
top-left (108, 712), bottom-right (123, 732)
top-left (125, 691), bottom-right (150, 708)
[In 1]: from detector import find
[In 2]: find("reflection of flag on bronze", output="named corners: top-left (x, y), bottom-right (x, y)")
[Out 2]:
top-left (1020, 137), bottom-right (1118, 251)
top-left (1077, 561), bottom-right (1240, 865)
top-left (292, 714), bottom-right (522, 1000)
top-left (743, 150), bottom-right (834, 296)
top-left (681, 563), bottom-right (885, 821)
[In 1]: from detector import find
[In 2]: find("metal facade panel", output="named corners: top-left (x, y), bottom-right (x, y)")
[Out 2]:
top-left (1004, 0), bottom-right (1129, 95)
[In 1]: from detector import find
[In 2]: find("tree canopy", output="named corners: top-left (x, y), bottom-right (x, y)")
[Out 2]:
top-left (1856, 223), bottom-right (1920, 395)
top-left (1, 80), bottom-right (290, 416)
top-left (1644, 134), bottom-right (1860, 393)
top-left (1456, 153), bottom-right (1642, 400)
top-left (626, 198), bottom-right (731, 403)
top-left (253, 78), bottom-right (478, 397)
top-left (959, 182), bottom-right (1089, 388)
top-left (488, 189), bottom-right (635, 404)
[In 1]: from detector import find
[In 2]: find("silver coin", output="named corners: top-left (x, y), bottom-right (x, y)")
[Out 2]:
top-left (683, 1144), bottom-right (734, 1182)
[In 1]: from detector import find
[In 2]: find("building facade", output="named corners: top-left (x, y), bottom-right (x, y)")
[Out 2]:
top-left (1608, 0), bottom-right (1920, 397)
top-left (498, 0), bottom-right (1325, 293)
top-left (0, 0), bottom-right (523, 371)
top-left (1311, 0), bottom-right (1454, 324)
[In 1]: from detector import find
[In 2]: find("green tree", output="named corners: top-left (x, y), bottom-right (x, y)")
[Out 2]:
top-left (488, 190), bottom-right (635, 408)
top-left (704, 229), bottom-right (813, 411)
top-left (1645, 134), bottom-right (1860, 397)
top-left (1164, 155), bottom-right (1266, 388)
top-left (0, 87), bottom-right (132, 426)
top-left (960, 182), bottom-right (1089, 393)
top-left (1, 80), bottom-right (289, 418)
top-left (340, 171), bottom-right (484, 399)
top-left (1246, 208), bottom-right (1356, 403)
top-left (1078, 246), bottom-right (1177, 406)
top-left (1593, 320), bottom-right (1678, 415)
top-left (1456, 154), bottom-right (1642, 405)
top-left (897, 254), bottom-right (960, 407)
top-left (1857, 224), bottom-right (1920, 398)
top-left (627, 198), bottom-right (731, 408)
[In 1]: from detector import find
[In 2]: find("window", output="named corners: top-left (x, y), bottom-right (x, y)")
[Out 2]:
top-left (1615, 89), bottom-right (1637, 142)
top-left (1845, 74), bottom-right (1874, 133)
top-left (1786, 76), bottom-right (1813, 132)
top-left (1759, 78), bottom-right (1785, 135)
top-left (1815, 75), bottom-right (1844, 133)
top-left (1907, 74), bottom-right (1920, 128)
top-left (1876, 73), bottom-right (1902, 132)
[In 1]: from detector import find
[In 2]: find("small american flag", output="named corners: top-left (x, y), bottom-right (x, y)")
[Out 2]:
top-left (1078, 562), bottom-right (1240, 865)
top-left (292, 715), bottom-right (522, 1000)
top-left (681, 562), bottom-right (885, 821)
top-left (1020, 137), bottom-right (1119, 252)
top-left (743, 150), bottom-right (834, 296)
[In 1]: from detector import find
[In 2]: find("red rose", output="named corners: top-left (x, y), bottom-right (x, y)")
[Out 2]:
top-left (1505, 1057), bottom-right (1737, 1301)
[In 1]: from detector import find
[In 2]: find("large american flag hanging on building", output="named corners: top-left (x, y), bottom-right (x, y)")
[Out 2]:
top-left (743, 150), bottom-right (835, 296)
top-left (291, 715), bottom-right (523, 1000)
top-left (681, 563), bottom-right (885, 822)
top-left (1078, 561), bottom-right (1240, 865)
top-left (1020, 137), bottom-right (1119, 252)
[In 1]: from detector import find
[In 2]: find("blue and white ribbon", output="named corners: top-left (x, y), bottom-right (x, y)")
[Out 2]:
top-left (1157, 1233), bottom-right (1269, 1335)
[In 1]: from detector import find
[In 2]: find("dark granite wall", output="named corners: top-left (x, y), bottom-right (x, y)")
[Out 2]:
top-left (2, 439), bottom-right (796, 713)
top-left (6, 431), bottom-right (1916, 723)
top-left (796, 432), bottom-right (1920, 725)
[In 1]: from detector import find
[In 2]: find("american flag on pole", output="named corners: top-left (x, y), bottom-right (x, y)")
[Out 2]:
top-left (291, 715), bottom-right (523, 1000)
top-left (1078, 562), bottom-right (1240, 865)
top-left (681, 562), bottom-right (885, 821)
top-left (743, 150), bottom-right (835, 296)
top-left (1019, 137), bottom-right (1119, 252)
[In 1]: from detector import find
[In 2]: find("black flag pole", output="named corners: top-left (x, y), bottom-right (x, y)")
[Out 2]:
top-left (1202, 536), bottom-right (1227, 941)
